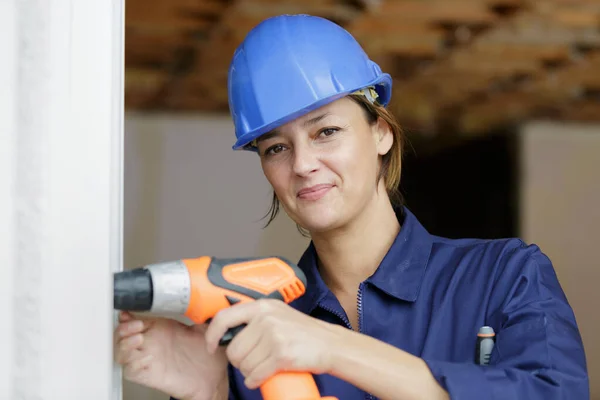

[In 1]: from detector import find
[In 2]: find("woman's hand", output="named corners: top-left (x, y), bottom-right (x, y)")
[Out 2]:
top-left (204, 299), bottom-right (343, 389)
top-left (114, 311), bottom-right (229, 400)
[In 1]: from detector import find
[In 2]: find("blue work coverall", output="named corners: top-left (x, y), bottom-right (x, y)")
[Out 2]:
top-left (225, 207), bottom-right (589, 399)
top-left (171, 207), bottom-right (588, 399)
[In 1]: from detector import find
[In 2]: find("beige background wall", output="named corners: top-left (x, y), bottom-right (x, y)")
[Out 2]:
top-left (122, 114), bottom-right (599, 399)
top-left (520, 120), bottom-right (600, 399)
top-left (123, 113), bottom-right (310, 400)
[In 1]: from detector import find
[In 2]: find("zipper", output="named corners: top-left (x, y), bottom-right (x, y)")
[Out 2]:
top-left (357, 282), bottom-right (364, 333)
top-left (320, 283), bottom-right (375, 400)
top-left (318, 304), bottom-right (352, 330)
top-left (357, 282), bottom-right (375, 400)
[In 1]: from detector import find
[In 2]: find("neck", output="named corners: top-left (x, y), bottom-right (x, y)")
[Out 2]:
top-left (310, 190), bottom-right (401, 295)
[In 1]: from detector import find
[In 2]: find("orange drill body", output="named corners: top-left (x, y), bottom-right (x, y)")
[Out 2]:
top-left (114, 256), bottom-right (337, 400)
top-left (182, 256), bottom-right (306, 324)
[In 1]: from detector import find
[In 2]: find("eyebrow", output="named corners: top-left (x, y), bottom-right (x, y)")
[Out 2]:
top-left (304, 112), bottom-right (331, 128)
top-left (256, 130), bottom-right (279, 144)
top-left (256, 112), bottom-right (332, 144)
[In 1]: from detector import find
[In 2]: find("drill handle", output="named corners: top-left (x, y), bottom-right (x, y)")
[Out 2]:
top-left (260, 371), bottom-right (338, 400)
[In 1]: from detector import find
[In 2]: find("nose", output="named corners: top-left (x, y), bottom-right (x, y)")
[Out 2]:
top-left (292, 143), bottom-right (319, 177)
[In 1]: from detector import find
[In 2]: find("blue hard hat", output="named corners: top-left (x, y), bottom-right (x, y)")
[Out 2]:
top-left (227, 14), bottom-right (393, 151)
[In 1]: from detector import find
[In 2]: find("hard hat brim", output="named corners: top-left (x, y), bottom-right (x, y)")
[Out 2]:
top-left (232, 73), bottom-right (393, 152)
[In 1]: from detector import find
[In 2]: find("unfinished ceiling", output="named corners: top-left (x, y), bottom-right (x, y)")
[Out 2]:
top-left (125, 0), bottom-right (600, 139)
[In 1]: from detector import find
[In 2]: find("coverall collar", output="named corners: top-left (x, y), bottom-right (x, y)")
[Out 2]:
top-left (293, 207), bottom-right (433, 314)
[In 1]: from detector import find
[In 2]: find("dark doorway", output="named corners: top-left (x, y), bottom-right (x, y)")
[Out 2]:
top-left (400, 132), bottom-right (519, 240)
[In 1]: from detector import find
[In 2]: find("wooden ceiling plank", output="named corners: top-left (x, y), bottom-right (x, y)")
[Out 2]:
top-left (349, 19), bottom-right (441, 36)
top-left (561, 100), bottom-right (600, 121)
top-left (181, 0), bottom-right (230, 15)
top-left (127, 20), bottom-right (212, 36)
top-left (451, 56), bottom-right (541, 74)
top-left (127, 0), bottom-right (187, 21)
top-left (238, 0), bottom-right (339, 4)
top-left (126, 31), bottom-right (193, 49)
top-left (234, 2), bottom-right (360, 21)
top-left (471, 40), bottom-right (573, 60)
top-left (358, 33), bottom-right (444, 57)
top-left (127, 0), bottom-right (224, 31)
top-left (550, 9), bottom-right (600, 29)
top-left (378, 0), bottom-right (499, 24)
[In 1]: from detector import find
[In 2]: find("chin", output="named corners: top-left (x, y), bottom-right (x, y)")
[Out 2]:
top-left (294, 205), bottom-right (345, 234)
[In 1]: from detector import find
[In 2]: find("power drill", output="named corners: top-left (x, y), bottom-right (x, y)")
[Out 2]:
top-left (113, 256), bottom-right (337, 400)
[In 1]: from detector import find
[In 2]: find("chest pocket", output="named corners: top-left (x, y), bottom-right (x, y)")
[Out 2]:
top-left (490, 317), bottom-right (548, 366)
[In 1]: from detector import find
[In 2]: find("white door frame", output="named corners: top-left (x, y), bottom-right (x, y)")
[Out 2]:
top-left (0, 1), bottom-right (125, 399)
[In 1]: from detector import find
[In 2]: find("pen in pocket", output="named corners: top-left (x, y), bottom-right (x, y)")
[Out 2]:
top-left (475, 326), bottom-right (495, 365)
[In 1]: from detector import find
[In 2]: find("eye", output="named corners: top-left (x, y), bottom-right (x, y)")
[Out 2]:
top-left (264, 144), bottom-right (286, 156)
top-left (319, 127), bottom-right (339, 137)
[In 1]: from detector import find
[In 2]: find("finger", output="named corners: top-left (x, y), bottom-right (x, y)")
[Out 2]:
top-left (244, 354), bottom-right (278, 390)
top-left (119, 311), bottom-right (133, 322)
top-left (116, 345), bottom-right (144, 365)
top-left (123, 354), bottom-right (153, 380)
top-left (119, 333), bottom-right (144, 354)
top-left (225, 322), bottom-right (263, 369)
top-left (235, 332), bottom-right (272, 379)
top-left (117, 319), bottom-right (147, 338)
top-left (205, 301), bottom-right (268, 353)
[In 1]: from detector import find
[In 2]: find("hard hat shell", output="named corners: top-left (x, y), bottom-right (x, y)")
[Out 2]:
top-left (227, 14), bottom-right (393, 151)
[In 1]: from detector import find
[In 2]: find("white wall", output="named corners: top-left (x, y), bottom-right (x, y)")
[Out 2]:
top-left (1, 1), bottom-right (123, 399)
top-left (520, 121), bottom-right (600, 399)
top-left (123, 113), bottom-right (310, 399)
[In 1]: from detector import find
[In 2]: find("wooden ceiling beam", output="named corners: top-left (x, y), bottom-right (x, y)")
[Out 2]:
top-left (349, 20), bottom-right (443, 36)
top-left (358, 34), bottom-right (444, 57)
top-left (376, 1), bottom-right (500, 25)
top-left (386, 3), bottom-right (592, 112)
top-left (532, 1), bottom-right (600, 29)
top-left (469, 41), bottom-right (573, 61)
top-left (483, 12), bottom-right (600, 46)
top-left (126, 0), bottom-right (226, 18)
top-left (153, 1), bottom-right (243, 109)
top-left (234, 1), bottom-right (360, 22)
top-left (560, 100), bottom-right (600, 121)
top-left (127, 0), bottom-right (213, 28)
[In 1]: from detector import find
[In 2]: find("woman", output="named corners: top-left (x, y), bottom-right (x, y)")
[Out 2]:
top-left (114, 14), bottom-right (589, 400)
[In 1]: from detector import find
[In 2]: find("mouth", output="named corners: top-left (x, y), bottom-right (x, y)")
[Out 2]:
top-left (297, 184), bottom-right (334, 201)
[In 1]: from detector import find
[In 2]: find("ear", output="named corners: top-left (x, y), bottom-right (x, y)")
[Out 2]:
top-left (373, 117), bottom-right (393, 156)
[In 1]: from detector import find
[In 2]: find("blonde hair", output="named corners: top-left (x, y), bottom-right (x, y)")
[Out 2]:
top-left (261, 90), bottom-right (405, 236)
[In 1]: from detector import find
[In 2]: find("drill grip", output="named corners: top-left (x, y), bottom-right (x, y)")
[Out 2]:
top-left (260, 371), bottom-right (337, 400)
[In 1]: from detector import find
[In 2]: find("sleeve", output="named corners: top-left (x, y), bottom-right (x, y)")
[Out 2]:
top-left (227, 363), bottom-right (243, 400)
top-left (422, 244), bottom-right (589, 400)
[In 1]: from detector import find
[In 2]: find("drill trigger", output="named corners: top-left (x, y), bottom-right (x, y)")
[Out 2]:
top-left (219, 324), bottom-right (247, 346)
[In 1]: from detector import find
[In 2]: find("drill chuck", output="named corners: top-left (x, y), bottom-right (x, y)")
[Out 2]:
top-left (113, 268), bottom-right (153, 311)
top-left (113, 260), bottom-right (191, 314)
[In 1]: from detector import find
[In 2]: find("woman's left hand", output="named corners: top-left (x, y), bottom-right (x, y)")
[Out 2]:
top-left (204, 298), bottom-right (343, 389)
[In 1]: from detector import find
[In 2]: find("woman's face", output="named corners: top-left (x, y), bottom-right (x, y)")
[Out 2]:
top-left (256, 97), bottom-right (393, 233)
